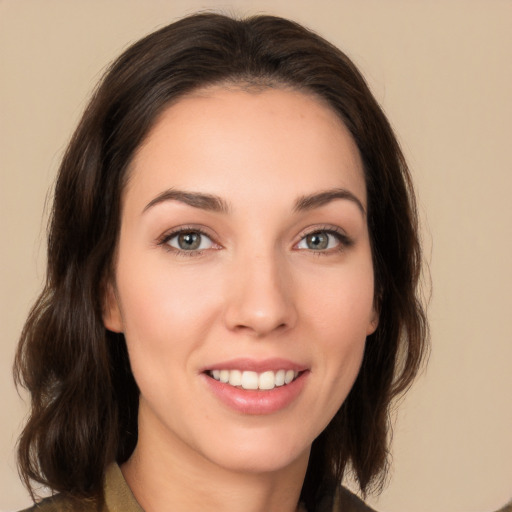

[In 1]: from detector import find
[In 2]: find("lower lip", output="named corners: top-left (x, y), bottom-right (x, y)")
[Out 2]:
top-left (203, 372), bottom-right (308, 415)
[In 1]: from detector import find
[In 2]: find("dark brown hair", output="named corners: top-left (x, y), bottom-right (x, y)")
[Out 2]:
top-left (14, 12), bottom-right (428, 510)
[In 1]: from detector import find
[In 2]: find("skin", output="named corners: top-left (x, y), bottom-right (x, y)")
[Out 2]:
top-left (104, 86), bottom-right (378, 512)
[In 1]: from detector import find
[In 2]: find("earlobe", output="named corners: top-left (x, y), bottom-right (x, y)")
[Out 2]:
top-left (366, 308), bottom-right (379, 336)
top-left (103, 283), bottom-right (123, 333)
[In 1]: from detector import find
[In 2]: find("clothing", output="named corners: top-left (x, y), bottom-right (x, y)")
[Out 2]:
top-left (20, 465), bottom-right (141, 512)
top-left (21, 463), bottom-right (377, 512)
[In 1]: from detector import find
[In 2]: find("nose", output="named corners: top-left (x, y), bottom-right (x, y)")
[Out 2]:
top-left (223, 251), bottom-right (297, 337)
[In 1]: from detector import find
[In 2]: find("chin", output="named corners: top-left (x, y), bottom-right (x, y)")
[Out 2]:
top-left (196, 427), bottom-right (312, 475)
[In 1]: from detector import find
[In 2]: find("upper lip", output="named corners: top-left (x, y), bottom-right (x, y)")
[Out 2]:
top-left (200, 358), bottom-right (308, 373)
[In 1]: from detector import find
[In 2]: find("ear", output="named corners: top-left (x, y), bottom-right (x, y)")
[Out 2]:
top-left (366, 305), bottom-right (379, 336)
top-left (103, 282), bottom-right (123, 333)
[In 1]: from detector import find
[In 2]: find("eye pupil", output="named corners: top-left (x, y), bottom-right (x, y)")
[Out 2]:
top-left (178, 232), bottom-right (201, 250)
top-left (307, 232), bottom-right (329, 250)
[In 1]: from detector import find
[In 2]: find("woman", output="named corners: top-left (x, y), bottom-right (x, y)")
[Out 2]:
top-left (15, 12), bottom-right (428, 512)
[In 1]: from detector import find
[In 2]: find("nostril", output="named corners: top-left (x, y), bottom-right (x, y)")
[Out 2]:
top-left (231, 320), bottom-right (290, 336)
top-left (222, 271), bottom-right (298, 335)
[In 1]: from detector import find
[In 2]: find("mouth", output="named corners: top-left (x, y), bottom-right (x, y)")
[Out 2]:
top-left (206, 369), bottom-right (301, 391)
top-left (202, 361), bottom-right (309, 414)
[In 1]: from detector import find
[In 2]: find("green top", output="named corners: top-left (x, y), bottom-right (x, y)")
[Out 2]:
top-left (21, 463), bottom-right (376, 512)
top-left (20, 465), bottom-right (142, 512)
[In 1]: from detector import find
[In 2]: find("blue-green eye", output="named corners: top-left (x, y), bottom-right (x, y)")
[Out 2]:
top-left (297, 231), bottom-right (342, 251)
top-left (166, 231), bottom-right (214, 251)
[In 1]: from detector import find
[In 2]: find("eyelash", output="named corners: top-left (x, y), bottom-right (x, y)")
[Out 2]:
top-left (295, 226), bottom-right (353, 255)
top-left (157, 225), bottom-right (353, 257)
top-left (157, 226), bottom-right (217, 257)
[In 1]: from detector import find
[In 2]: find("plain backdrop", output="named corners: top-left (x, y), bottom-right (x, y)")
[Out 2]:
top-left (1, 1), bottom-right (511, 511)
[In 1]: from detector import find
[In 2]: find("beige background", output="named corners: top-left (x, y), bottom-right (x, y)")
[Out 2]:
top-left (1, 0), bottom-right (511, 510)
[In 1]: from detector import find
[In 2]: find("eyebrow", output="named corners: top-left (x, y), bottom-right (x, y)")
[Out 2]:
top-left (143, 187), bottom-right (365, 217)
top-left (294, 188), bottom-right (366, 216)
top-left (143, 189), bottom-right (230, 214)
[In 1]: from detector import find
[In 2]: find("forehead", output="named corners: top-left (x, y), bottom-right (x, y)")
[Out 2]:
top-left (125, 86), bottom-right (366, 211)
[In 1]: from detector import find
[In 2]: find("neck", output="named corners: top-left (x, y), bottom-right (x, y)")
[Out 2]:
top-left (122, 408), bottom-right (310, 512)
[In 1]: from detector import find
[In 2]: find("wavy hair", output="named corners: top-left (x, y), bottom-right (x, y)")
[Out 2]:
top-left (14, 12), bottom-right (428, 511)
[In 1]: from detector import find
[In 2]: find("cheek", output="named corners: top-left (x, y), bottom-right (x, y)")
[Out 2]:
top-left (118, 254), bottom-right (220, 330)
top-left (304, 258), bottom-right (375, 337)
top-left (301, 258), bottom-right (374, 392)
top-left (114, 257), bottom-right (224, 379)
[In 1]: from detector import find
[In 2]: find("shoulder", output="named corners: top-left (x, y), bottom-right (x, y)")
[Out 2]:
top-left (333, 486), bottom-right (379, 512)
top-left (18, 464), bottom-right (141, 512)
top-left (19, 494), bottom-right (99, 512)
top-left (494, 502), bottom-right (512, 512)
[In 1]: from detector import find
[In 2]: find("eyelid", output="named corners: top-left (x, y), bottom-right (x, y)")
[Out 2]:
top-left (156, 224), bottom-right (353, 256)
top-left (294, 225), bottom-right (354, 252)
top-left (156, 225), bottom-right (221, 256)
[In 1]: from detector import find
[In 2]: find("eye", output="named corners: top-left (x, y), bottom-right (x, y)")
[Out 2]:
top-left (296, 230), bottom-right (346, 251)
top-left (166, 230), bottom-right (214, 252)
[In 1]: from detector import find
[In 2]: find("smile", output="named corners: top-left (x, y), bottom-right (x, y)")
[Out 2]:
top-left (208, 369), bottom-right (299, 390)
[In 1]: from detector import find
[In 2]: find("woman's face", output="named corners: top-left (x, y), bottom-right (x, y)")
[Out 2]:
top-left (104, 87), bottom-right (377, 475)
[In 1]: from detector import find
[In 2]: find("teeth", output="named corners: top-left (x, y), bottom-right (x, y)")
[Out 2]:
top-left (259, 371), bottom-right (275, 390)
top-left (209, 369), bottom-right (299, 390)
top-left (241, 371), bottom-right (259, 390)
top-left (284, 369), bottom-right (295, 384)
top-left (228, 369), bottom-right (242, 386)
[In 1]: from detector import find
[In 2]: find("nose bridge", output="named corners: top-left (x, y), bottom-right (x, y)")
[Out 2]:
top-left (223, 244), bottom-right (296, 336)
